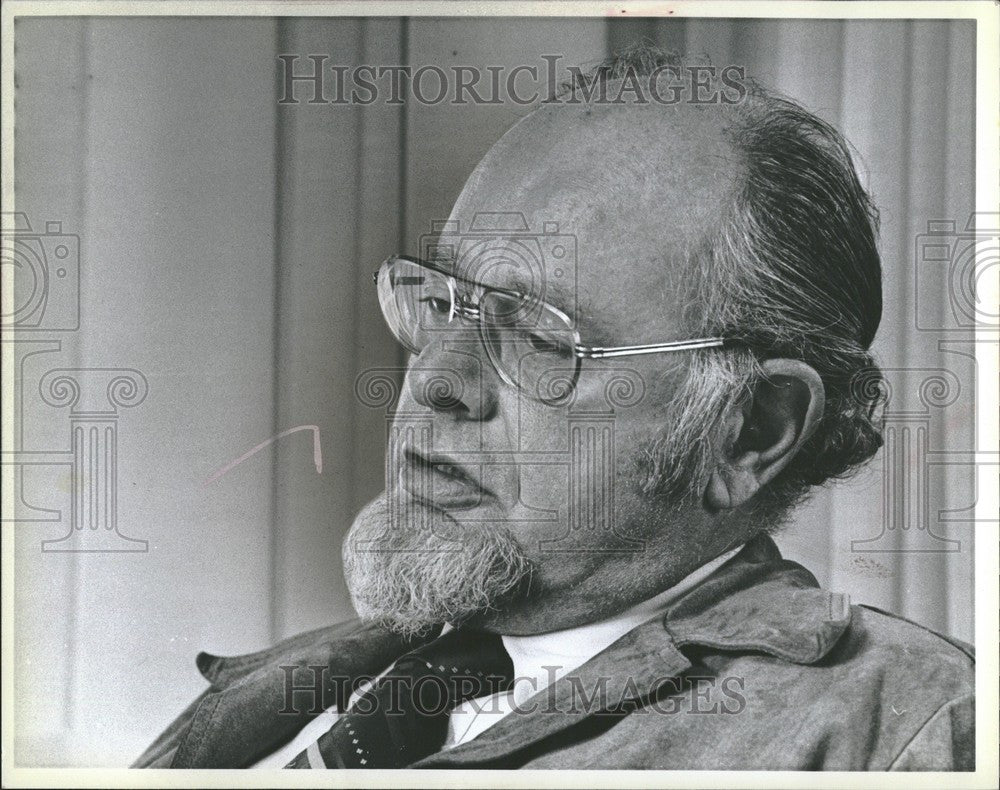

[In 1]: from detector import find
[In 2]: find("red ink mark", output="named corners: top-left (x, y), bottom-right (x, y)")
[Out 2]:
top-left (203, 425), bottom-right (323, 486)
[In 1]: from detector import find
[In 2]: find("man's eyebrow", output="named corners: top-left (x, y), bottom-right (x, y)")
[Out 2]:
top-left (495, 277), bottom-right (578, 319)
top-left (536, 282), bottom-right (580, 321)
top-left (527, 282), bottom-right (607, 341)
top-left (426, 250), bottom-right (455, 267)
top-left (567, 302), bottom-right (612, 343)
top-left (442, 262), bottom-right (607, 340)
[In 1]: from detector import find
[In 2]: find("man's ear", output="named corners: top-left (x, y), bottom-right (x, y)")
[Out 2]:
top-left (704, 359), bottom-right (825, 511)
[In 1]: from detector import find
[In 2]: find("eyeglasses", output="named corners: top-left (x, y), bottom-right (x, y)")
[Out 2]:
top-left (374, 255), bottom-right (729, 404)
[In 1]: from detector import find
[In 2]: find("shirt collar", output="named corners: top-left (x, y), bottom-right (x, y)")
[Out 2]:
top-left (497, 544), bottom-right (744, 702)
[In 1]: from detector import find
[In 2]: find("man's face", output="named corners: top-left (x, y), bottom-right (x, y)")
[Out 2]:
top-left (346, 101), bottom-right (741, 635)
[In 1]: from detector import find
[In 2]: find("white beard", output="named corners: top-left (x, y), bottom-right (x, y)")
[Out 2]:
top-left (342, 494), bottom-right (531, 637)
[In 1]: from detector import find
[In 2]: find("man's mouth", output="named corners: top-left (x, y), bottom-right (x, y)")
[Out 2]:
top-left (398, 446), bottom-right (489, 510)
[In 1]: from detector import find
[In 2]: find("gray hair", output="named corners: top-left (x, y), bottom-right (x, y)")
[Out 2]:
top-left (577, 45), bottom-right (885, 520)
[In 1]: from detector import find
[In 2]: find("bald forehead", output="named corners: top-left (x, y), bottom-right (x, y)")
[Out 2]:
top-left (447, 101), bottom-right (740, 342)
top-left (459, 101), bottom-right (738, 228)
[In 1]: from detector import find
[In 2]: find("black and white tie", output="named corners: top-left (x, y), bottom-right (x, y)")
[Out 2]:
top-left (285, 628), bottom-right (514, 768)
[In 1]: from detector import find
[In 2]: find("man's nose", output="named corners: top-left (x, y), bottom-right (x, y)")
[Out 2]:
top-left (406, 330), bottom-right (499, 420)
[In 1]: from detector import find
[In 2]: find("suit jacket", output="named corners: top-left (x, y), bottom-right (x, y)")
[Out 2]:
top-left (133, 534), bottom-right (975, 770)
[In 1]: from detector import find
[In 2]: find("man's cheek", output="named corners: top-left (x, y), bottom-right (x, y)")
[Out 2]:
top-left (504, 463), bottom-right (570, 548)
top-left (503, 403), bottom-right (574, 454)
top-left (515, 463), bottom-right (568, 511)
top-left (510, 459), bottom-right (621, 554)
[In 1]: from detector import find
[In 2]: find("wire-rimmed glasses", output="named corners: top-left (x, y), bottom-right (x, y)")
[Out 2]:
top-left (374, 254), bottom-right (728, 404)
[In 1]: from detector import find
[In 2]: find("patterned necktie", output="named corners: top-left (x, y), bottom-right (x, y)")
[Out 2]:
top-left (285, 628), bottom-right (514, 768)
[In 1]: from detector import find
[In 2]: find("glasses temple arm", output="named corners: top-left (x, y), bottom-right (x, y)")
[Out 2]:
top-left (577, 338), bottom-right (729, 359)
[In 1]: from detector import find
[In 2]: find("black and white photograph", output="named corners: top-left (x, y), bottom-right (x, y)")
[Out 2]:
top-left (1, 1), bottom-right (997, 787)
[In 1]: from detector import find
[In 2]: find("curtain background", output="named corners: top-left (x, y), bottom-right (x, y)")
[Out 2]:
top-left (8, 16), bottom-right (977, 766)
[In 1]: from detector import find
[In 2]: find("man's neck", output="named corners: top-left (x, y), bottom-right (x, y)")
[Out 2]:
top-left (498, 543), bottom-right (744, 697)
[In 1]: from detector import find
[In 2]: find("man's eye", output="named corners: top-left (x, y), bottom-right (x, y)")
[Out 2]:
top-left (524, 331), bottom-right (573, 357)
top-left (527, 333), bottom-right (554, 352)
top-left (420, 296), bottom-right (451, 315)
top-left (535, 334), bottom-right (574, 359)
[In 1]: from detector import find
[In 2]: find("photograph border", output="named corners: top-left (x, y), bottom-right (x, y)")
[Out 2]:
top-left (1, 2), bottom-right (996, 788)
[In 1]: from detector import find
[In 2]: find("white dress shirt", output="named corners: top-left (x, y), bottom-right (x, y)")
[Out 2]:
top-left (443, 544), bottom-right (742, 747)
top-left (254, 545), bottom-right (742, 767)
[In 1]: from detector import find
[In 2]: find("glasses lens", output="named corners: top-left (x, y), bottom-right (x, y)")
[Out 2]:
top-left (480, 291), bottom-right (578, 402)
top-left (377, 258), bottom-right (454, 353)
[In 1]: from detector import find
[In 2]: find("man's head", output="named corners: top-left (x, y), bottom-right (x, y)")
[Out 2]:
top-left (345, 48), bottom-right (884, 637)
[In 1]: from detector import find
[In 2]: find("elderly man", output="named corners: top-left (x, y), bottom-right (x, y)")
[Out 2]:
top-left (135, 50), bottom-right (974, 771)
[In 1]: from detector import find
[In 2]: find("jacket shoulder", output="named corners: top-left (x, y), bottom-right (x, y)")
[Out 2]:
top-left (849, 603), bottom-right (974, 670)
top-left (824, 601), bottom-right (975, 756)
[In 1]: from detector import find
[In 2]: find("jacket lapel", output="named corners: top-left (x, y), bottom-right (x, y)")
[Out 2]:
top-left (663, 534), bottom-right (852, 664)
top-left (169, 620), bottom-right (439, 768)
